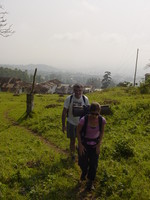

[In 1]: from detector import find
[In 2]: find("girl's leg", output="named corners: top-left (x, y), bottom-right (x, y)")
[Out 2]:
top-left (87, 147), bottom-right (99, 181)
top-left (78, 149), bottom-right (88, 180)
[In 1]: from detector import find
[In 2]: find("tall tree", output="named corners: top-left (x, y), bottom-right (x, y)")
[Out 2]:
top-left (101, 71), bottom-right (112, 89)
top-left (0, 5), bottom-right (14, 37)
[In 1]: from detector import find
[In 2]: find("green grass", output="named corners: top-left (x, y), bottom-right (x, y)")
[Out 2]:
top-left (0, 87), bottom-right (150, 199)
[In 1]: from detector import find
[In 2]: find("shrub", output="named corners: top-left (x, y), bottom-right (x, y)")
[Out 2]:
top-left (139, 78), bottom-right (150, 94)
top-left (113, 138), bottom-right (134, 160)
top-left (117, 81), bottom-right (132, 87)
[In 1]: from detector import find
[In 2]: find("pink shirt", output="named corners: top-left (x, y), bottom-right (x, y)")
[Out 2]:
top-left (79, 116), bottom-right (106, 145)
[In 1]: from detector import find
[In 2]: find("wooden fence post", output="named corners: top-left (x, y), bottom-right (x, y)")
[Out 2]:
top-left (26, 93), bottom-right (34, 115)
top-left (26, 68), bottom-right (37, 115)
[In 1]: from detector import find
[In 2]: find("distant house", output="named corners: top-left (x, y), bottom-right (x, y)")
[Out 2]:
top-left (94, 88), bottom-right (103, 92)
top-left (34, 84), bottom-right (48, 94)
top-left (0, 77), bottom-right (21, 92)
top-left (48, 79), bottom-right (61, 86)
top-left (33, 79), bottom-right (61, 94)
top-left (38, 81), bottom-right (57, 94)
top-left (55, 84), bottom-right (70, 94)
top-left (83, 85), bottom-right (94, 93)
top-left (0, 77), bottom-right (31, 94)
top-left (0, 77), bottom-right (13, 92)
top-left (67, 85), bottom-right (73, 94)
top-left (46, 83), bottom-right (57, 94)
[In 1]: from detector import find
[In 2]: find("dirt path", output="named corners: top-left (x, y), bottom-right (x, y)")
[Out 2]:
top-left (4, 110), bottom-right (69, 156)
top-left (4, 110), bottom-right (96, 199)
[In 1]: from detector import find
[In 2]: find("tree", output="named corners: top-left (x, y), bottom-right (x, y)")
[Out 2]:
top-left (0, 5), bottom-right (14, 37)
top-left (101, 71), bottom-right (112, 89)
top-left (139, 77), bottom-right (150, 94)
top-left (86, 77), bottom-right (101, 88)
top-left (0, 67), bottom-right (30, 82)
top-left (117, 81), bottom-right (132, 87)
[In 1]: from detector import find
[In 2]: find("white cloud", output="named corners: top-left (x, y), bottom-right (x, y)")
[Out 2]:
top-left (80, 0), bottom-right (99, 12)
top-left (51, 31), bottom-right (91, 42)
top-left (98, 33), bottom-right (127, 44)
top-left (1, 0), bottom-right (150, 77)
top-left (51, 31), bottom-right (127, 46)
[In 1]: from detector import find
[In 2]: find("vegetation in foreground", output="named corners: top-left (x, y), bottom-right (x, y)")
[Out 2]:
top-left (0, 87), bottom-right (150, 199)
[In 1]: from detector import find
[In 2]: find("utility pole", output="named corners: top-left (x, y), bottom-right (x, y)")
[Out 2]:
top-left (133, 48), bottom-right (139, 86)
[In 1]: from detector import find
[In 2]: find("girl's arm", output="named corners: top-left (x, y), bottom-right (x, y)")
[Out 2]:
top-left (77, 123), bottom-right (86, 155)
top-left (96, 123), bottom-right (105, 155)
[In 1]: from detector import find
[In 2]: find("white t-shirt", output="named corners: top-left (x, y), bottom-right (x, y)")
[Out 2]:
top-left (64, 94), bottom-right (89, 126)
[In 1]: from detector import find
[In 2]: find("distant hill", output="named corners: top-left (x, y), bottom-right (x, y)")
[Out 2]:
top-left (0, 64), bottom-right (60, 75)
top-left (0, 64), bottom-right (145, 85)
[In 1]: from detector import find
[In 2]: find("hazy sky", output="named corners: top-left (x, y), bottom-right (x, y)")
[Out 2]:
top-left (0, 0), bottom-right (150, 77)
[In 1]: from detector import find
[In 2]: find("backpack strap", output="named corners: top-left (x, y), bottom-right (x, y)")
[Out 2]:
top-left (81, 114), bottom-right (88, 137)
top-left (69, 94), bottom-right (73, 104)
top-left (82, 95), bottom-right (86, 105)
top-left (98, 115), bottom-right (103, 133)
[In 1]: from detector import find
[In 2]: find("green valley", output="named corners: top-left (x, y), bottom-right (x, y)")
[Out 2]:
top-left (0, 87), bottom-right (150, 200)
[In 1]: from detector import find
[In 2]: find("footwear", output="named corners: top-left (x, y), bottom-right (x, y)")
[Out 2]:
top-left (86, 180), bottom-right (95, 191)
top-left (71, 154), bottom-right (75, 162)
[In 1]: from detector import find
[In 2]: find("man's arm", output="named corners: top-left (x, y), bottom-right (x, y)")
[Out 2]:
top-left (62, 107), bottom-right (68, 133)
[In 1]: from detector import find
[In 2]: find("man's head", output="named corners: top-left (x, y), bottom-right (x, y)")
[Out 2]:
top-left (73, 84), bottom-right (83, 99)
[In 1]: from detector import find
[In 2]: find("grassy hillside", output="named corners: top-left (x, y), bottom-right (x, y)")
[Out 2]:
top-left (0, 87), bottom-right (150, 200)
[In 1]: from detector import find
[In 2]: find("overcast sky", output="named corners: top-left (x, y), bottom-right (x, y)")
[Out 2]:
top-left (0, 0), bottom-right (150, 78)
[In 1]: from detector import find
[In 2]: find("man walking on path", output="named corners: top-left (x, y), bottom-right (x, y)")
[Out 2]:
top-left (62, 84), bottom-right (89, 161)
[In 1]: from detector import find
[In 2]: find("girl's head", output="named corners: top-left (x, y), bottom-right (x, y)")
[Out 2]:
top-left (90, 102), bottom-right (101, 116)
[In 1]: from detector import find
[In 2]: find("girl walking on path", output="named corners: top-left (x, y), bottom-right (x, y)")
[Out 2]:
top-left (77, 102), bottom-right (106, 191)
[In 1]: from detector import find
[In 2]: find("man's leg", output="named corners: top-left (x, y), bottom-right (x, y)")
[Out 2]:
top-left (67, 121), bottom-right (77, 160)
top-left (70, 137), bottom-right (76, 158)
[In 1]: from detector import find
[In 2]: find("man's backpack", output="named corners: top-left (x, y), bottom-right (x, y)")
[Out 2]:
top-left (81, 114), bottom-right (103, 145)
top-left (68, 94), bottom-right (89, 118)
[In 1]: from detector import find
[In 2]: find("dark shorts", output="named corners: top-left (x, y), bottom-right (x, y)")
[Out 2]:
top-left (67, 121), bottom-right (77, 138)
